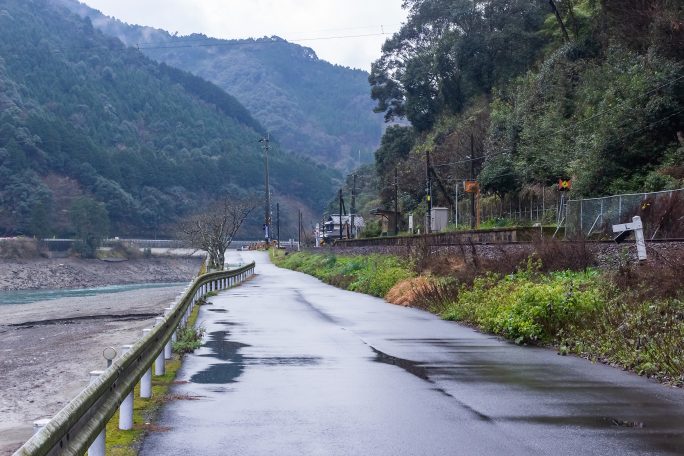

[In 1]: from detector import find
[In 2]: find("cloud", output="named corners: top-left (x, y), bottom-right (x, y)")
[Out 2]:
top-left (82, 0), bottom-right (406, 70)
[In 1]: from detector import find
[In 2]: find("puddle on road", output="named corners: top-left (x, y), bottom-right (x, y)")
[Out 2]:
top-left (190, 330), bottom-right (322, 385)
top-left (370, 346), bottom-right (429, 381)
top-left (206, 308), bottom-right (228, 313)
top-left (190, 330), bottom-right (249, 384)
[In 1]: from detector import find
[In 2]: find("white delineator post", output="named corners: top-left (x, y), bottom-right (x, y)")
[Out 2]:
top-left (140, 329), bottom-right (153, 399)
top-left (88, 371), bottom-right (106, 456)
top-left (632, 216), bottom-right (647, 261)
top-left (119, 345), bottom-right (134, 430)
top-left (154, 317), bottom-right (166, 376)
top-left (612, 215), bottom-right (647, 261)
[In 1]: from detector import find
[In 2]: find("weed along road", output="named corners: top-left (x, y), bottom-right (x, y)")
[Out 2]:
top-left (140, 251), bottom-right (684, 456)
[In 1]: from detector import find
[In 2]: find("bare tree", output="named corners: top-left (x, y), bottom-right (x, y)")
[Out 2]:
top-left (178, 194), bottom-right (258, 270)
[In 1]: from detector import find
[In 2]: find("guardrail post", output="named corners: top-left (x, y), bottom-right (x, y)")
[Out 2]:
top-left (88, 371), bottom-right (106, 456)
top-left (119, 345), bottom-right (134, 430)
top-left (140, 329), bottom-right (153, 399)
top-left (163, 308), bottom-right (173, 360)
top-left (154, 317), bottom-right (166, 376)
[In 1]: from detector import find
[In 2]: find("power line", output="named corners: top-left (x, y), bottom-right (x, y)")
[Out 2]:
top-left (135, 32), bottom-right (395, 51)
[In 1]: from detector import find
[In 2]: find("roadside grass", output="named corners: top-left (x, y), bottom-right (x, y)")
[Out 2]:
top-left (273, 249), bottom-right (684, 386)
top-left (104, 299), bottom-right (202, 455)
top-left (272, 250), bottom-right (414, 298)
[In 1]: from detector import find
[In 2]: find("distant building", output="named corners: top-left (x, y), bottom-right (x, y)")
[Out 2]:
top-left (322, 214), bottom-right (365, 242)
top-left (370, 208), bottom-right (401, 236)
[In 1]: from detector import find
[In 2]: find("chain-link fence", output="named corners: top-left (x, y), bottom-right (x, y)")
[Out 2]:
top-left (454, 188), bottom-right (562, 228)
top-left (565, 188), bottom-right (684, 239)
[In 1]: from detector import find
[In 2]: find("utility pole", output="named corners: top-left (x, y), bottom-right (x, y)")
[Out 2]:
top-left (454, 182), bottom-right (459, 227)
top-left (350, 174), bottom-right (356, 239)
top-left (394, 167), bottom-right (399, 236)
top-left (339, 189), bottom-right (343, 240)
top-left (470, 133), bottom-right (476, 230)
top-left (298, 209), bottom-right (302, 251)
top-left (276, 202), bottom-right (280, 249)
top-left (259, 134), bottom-right (271, 244)
top-left (426, 150), bottom-right (433, 234)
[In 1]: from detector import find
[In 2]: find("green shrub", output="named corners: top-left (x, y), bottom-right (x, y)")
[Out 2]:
top-left (274, 252), bottom-right (414, 298)
top-left (173, 324), bottom-right (206, 354)
top-left (442, 266), bottom-right (602, 344)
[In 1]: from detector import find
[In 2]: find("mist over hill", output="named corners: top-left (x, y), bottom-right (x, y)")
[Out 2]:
top-left (59, 0), bottom-right (386, 172)
top-left (0, 0), bottom-right (339, 238)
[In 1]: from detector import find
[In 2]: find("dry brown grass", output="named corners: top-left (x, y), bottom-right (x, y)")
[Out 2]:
top-left (0, 237), bottom-right (46, 259)
top-left (386, 277), bottom-right (435, 307)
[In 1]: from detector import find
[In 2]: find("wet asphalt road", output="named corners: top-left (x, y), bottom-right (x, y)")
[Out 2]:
top-left (140, 251), bottom-right (684, 456)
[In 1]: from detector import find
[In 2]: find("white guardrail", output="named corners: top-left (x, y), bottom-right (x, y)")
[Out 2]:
top-left (13, 262), bottom-right (256, 456)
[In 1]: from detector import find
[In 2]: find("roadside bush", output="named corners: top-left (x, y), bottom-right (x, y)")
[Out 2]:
top-left (274, 252), bottom-right (414, 298)
top-left (0, 237), bottom-right (46, 259)
top-left (173, 323), bottom-right (206, 354)
top-left (569, 296), bottom-right (684, 383)
top-left (442, 262), bottom-right (603, 344)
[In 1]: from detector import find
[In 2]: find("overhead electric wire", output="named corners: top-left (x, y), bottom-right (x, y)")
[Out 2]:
top-left (135, 31), bottom-right (395, 51)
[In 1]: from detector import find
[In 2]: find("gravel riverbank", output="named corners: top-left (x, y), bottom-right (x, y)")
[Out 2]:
top-left (0, 257), bottom-right (202, 455)
top-left (0, 257), bottom-right (202, 291)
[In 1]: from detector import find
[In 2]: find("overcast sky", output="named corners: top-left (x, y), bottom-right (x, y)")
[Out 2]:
top-left (81, 1), bottom-right (408, 71)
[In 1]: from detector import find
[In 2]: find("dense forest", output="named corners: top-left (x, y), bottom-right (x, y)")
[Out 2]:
top-left (57, 0), bottom-right (386, 172)
top-left (0, 0), bottom-right (339, 238)
top-left (362, 0), bottom-right (683, 224)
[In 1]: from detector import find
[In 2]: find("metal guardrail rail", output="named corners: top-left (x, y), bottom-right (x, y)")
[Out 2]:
top-left (13, 262), bottom-right (256, 456)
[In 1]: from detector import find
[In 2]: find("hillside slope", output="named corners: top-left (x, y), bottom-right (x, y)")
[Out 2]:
top-left (59, 0), bottom-right (385, 171)
top-left (0, 0), bottom-right (338, 237)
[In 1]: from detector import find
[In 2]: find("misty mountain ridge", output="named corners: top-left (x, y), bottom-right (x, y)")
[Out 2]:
top-left (58, 0), bottom-right (385, 171)
top-left (0, 0), bottom-right (339, 238)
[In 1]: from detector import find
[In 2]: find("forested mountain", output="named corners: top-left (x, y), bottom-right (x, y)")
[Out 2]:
top-left (366, 0), bottom-right (683, 218)
top-left (58, 0), bottom-right (385, 171)
top-left (0, 0), bottom-right (339, 238)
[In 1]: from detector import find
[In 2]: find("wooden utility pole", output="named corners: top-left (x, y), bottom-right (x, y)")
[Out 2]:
top-left (426, 151), bottom-right (432, 234)
top-left (350, 174), bottom-right (356, 239)
top-left (394, 167), bottom-right (399, 235)
top-left (339, 189), bottom-right (343, 240)
top-left (470, 134), bottom-right (476, 230)
top-left (298, 209), bottom-right (302, 250)
top-left (276, 202), bottom-right (280, 249)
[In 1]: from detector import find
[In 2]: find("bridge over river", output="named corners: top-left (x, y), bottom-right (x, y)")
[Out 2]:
top-left (139, 250), bottom-right (684, 456)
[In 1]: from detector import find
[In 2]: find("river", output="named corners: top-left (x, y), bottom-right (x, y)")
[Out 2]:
top-left (0, 282), bottom-right (187, 305)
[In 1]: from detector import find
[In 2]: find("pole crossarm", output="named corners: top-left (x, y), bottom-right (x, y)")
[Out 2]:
top-left (13, 262), bottom-right (255, 456)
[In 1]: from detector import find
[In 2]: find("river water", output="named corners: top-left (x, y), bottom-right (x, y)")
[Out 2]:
top-left (0, 282), bottom-right (186, 306)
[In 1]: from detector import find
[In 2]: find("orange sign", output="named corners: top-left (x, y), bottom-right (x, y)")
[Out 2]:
top-left (464, 181), bottom-right (479, 193)
top-left (558, 179), bottom-right (572, 191)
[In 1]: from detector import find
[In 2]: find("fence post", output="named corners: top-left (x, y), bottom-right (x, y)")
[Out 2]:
top-left (119, 345), bottom-right (134, 430)
top-left (87, 371), bottom-right (106, 456)
top-left (140, 329), bottom-right (153, 399)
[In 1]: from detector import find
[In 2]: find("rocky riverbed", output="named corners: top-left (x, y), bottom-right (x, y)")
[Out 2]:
top-left (0, 256), bottom-right (202, 291)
